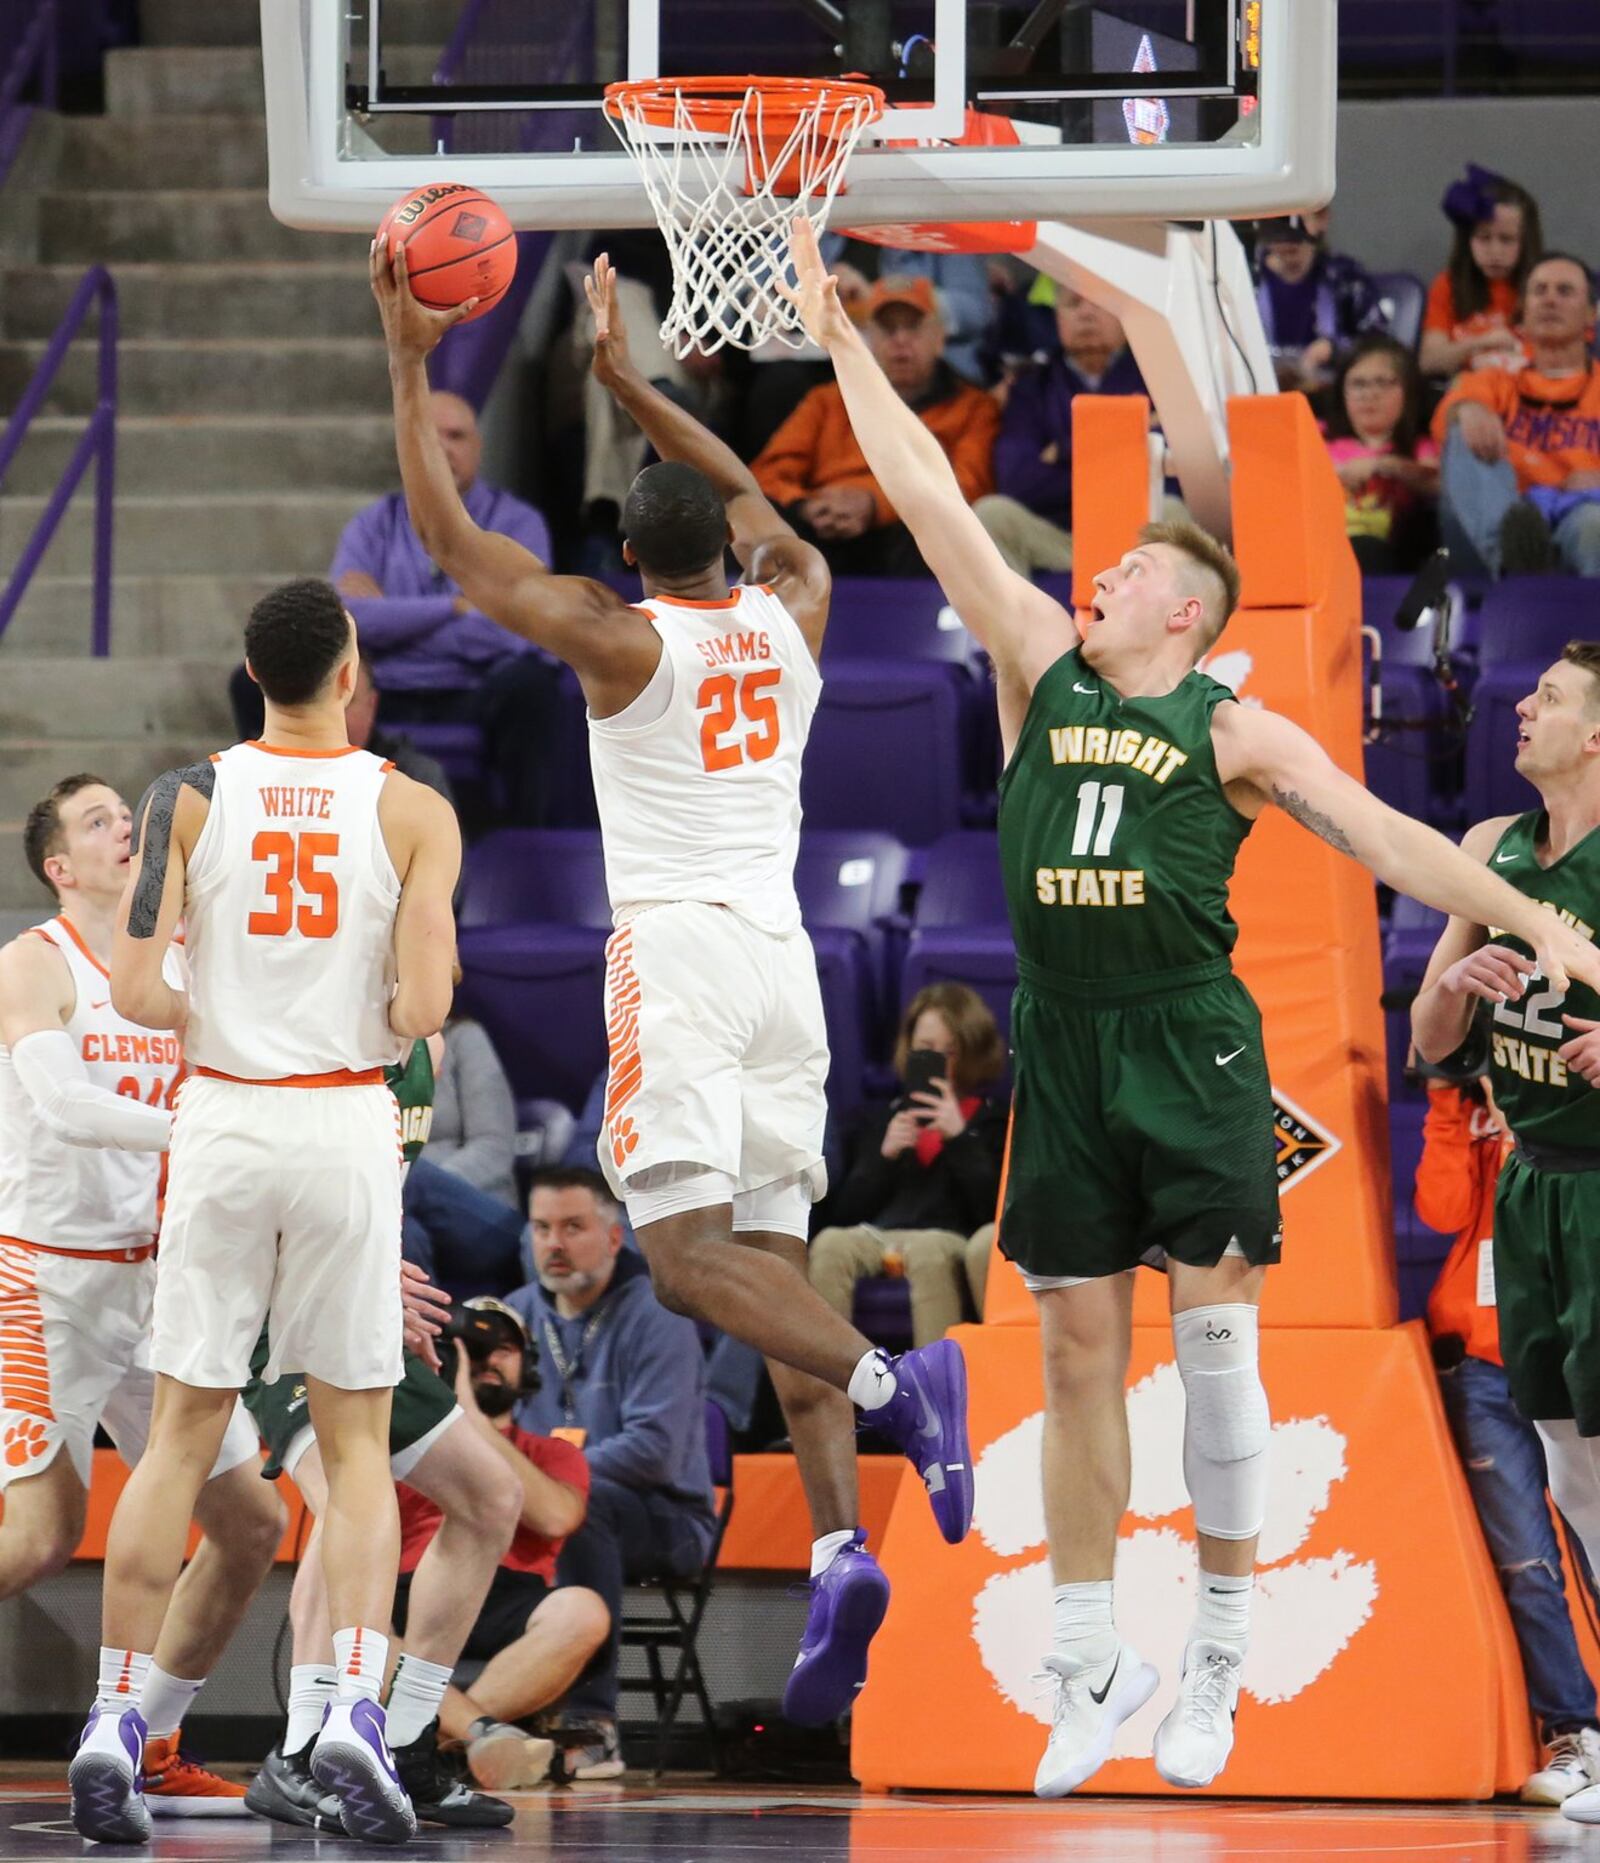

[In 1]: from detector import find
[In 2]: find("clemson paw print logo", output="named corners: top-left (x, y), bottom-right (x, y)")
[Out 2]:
top-left (609, 1117), bottom-right (639, 1168)
top-left (969, 1361), bottom-right (1378, 1754)
top-left (3, 1416), bottom-right (51, 1467)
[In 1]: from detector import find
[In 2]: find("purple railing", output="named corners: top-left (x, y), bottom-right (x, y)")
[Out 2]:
top-left (424, 2), bottom-right (590, 409)
top-left (0, 266), bottom-right (118, 655)
top-left (0, 0), bottom-right (58, 191)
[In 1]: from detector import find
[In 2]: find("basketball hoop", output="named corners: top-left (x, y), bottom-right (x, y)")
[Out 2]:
top-left (604, 75), bottom-right (885, 356)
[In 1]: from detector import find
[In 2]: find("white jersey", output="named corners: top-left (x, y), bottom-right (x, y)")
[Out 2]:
top-left (183, 742), bottom-right (403, 1082)
top-left (587, 584), bottom-right (821, 934)
top-left (0, 917), bottom-right (184, 1253)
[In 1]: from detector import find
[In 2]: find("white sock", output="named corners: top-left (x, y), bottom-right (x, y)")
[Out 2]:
top-left (140, 1665), bottom-right (204, 1740)
top-left (1051, 1581), bottom-right (1117, 1668)
top-left (848, 1349), bottom-right (898, 1412)
top-left (285, 1664), bottom-right (337, 1754)
top-left (810, 1529), bottom-right (857, 1578)
top-left (331, 1627), bottom-right (389, 1706)
top-left (1191, 1568), bottom-right (1253, 1657)
top-left (384, 1653), bottom-right (453, 1748)
top-left (96, 1647), bottom-right (153, 1714)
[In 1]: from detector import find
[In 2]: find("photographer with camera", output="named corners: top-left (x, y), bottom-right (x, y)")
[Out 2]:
top-left (506, 1166), bottom-right (718, 1781)
top-left (810, 984), bottom-right (1008, 1347)
top-left (398, 1298), bottom-right (609, 1791)
top-left (1414, 1026), bottom-right (1600, 1808)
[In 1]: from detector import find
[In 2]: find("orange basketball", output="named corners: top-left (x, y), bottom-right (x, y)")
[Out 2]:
top-left (378, 182), bottom-right (517, 324)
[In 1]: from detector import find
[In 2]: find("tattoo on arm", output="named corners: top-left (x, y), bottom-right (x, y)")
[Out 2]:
top-left (1270, 784), bottom-right (1356, 857)
top-left (127, 761), bottom-right (214, 938)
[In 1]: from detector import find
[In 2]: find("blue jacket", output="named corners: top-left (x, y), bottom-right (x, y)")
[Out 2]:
top-left (994, 346), bottom-right (1149, 527)
top-left (508, 1251), bottom-right (716, 1546)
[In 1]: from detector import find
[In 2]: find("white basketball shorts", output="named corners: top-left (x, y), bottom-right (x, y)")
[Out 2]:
top-left (0, 1240), bottom-right (258, 1491)
top-left (598, 903), bottom-right (829, 1207)
top-left (153, 1075), bottom-right (404, 1392)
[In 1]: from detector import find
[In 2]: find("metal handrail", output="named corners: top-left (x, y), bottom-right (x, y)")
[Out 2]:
top-left (0, 266), bottom-right (118, 656)
top-left (0, 0), bottom-right (58, 191)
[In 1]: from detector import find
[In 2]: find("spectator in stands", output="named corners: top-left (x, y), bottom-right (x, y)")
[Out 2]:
top-left (1325, 336), bottom-right (1440, 574)
top-left (1416, 1046), bottom-right (1600, 1806)
top-left (1252, 209), bottom-right (1387, 394)
top-left (973, 287), bottom-right (1147, 576)
top-left (1420, 166), bottom-right (1542, 381)
top-left (1433, 253), bottom-right (1600, 578)
top-left (401, 1013), bottom-right (524, 1296)
top-left (810, 984), bottom-right (1007, 1348)
top-left (334, 390), bottom-right (562, 823)
top-left (508, 1168), bottom-right (717, 1780)
top-left (752, 276), bottom-right (1000, 576)
top-left (393, 1299), bottom-right (611, 1792)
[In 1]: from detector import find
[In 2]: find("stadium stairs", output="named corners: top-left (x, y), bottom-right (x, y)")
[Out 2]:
top-left (0, 0), bottom-right (459, 908)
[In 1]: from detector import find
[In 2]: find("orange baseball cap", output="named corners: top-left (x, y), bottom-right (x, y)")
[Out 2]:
top-left (865, 275), bottom-right (938, 322)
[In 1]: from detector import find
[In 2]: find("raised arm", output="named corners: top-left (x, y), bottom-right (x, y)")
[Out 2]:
top-left (0, 935), bottom-right (171, 1151)
top-left (371, 243), bottom-right (659, 711)
top-left (380, 773), bottom-right (462, 1042)
top-left (786, 218), bottom-right (1075, 688)
top-left (1409, 815), bottom-right (1530, 1063)
top-left (112, 769), bottom-right (206, 1031)
top-left (1214, 704), bottom-right (1600, 1000)
top-left (584, 254), bottom-right (830, 649)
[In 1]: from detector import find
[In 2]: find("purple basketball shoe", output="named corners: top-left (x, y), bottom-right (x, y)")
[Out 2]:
top-left (866, 1338), bottom-right (974, 1544)
top-left (783, 1532), bottom-right (892, 1727)
top-left (69, 1704), bottom-right (150, 1843)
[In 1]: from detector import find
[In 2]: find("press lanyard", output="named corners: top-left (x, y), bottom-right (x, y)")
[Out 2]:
top-left (541, 1305), bottom-right (613, 1425)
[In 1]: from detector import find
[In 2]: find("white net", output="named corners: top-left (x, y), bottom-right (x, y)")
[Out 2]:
top-left (605, 79), bottom-right (883, 357)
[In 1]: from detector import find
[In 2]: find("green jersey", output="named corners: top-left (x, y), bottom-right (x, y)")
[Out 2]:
top-left (998, 649), bottom-right (1252, 991)
top-left (386, 1037), bottom-right (435, 1177)
top-left (1485, 812), bottom-right (1600, 1151)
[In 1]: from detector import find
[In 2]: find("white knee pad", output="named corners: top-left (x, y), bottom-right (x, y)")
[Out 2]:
top-left (731, 1170), bottom-right (815, 1242)
top-left (624, 1160), bottom-right (737, 1230)
top-left (1173, 1304), bottom-right (1270, 1542)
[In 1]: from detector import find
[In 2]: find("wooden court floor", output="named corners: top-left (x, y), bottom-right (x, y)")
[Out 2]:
top-left (0, 1776), bottom-right (1592, 1862)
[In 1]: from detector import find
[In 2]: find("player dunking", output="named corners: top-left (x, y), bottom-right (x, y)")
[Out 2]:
top-left (785, 218), bottom-right (1600, 1795)
top-left (1412, 644), bottom-right (1600, 1827)
top-left (70, 585), bottom-right (461, 1845)
top-left (373, 244), bottom-right (971, 1726)
top-left (0, 776), bottom-right (280, 1825)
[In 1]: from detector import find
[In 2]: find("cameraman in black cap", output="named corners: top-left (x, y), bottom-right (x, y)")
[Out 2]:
top-left (403, 1298), bottom-right (610, 1790)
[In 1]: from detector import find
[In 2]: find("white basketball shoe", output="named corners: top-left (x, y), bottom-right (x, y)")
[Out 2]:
top-left (1033, 1641), bottom-right (1159, 1798)
top-left (1152, 1639), bottom-right (1243, 1788)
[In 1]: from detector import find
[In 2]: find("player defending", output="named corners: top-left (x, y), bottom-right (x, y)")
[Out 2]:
top-left (0, 777), bottom-right (282, 1821)
top-left (786, 218), bottom-right (1600, 1796)
top-left (1411, 645), bottom-right (1600, 1826)
top-left (70, 583), bottom-right (461, 1846)
top-left (372, 243), bottom-right (971, 1727)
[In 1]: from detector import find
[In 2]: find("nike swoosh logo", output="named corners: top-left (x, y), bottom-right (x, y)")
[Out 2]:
top-left (1089, 1655), bottom-right (1120, 1706)
top-left (1494, 852), bottom-right (1517, 864)
top-left (1215, 1047), bottom-right (1245, 1066)
top-left (90, 999), bottom-right (110, 1011)
top-left (1073, 682), bottom-right (1096, 694)
top-left (915, 1381), bottom-right (942, 1440)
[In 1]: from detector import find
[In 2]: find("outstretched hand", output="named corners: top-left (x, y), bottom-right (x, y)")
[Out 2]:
top-left (783, 216), bottom-right (857, 351)
top-left (584, 252), bottom-right (636, 391)
top-left (371, 238), bottom-right (477, 363)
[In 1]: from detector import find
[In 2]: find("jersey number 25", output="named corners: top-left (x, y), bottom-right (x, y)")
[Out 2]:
top-left (248, 831), bottom-right (340, 939)
top-left (698, 671), bottom-right (781, 773)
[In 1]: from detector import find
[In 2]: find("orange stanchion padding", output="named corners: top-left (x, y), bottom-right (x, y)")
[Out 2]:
top-left (852, 1321), bottom-right (1536, 1798)
top-left (1228, 394), bottom-right (1353, 615)
top-left (716, 1455), bottom-right (903, 1570)
top-left (55, 1448), bottom-right (312, 1563)
top-left (1069, 394), bottom-right (1152, 614)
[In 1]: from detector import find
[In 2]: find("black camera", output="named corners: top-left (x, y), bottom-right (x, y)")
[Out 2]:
top-left (437, 1297), bottom-right (540, 1414)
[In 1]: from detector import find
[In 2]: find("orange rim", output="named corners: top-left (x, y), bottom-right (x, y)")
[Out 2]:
top-left (603, 73), bottom-right (885, 136)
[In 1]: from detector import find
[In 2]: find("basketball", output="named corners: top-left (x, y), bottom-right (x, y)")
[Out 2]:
top-left (377, 181), bottom-right (517, 323)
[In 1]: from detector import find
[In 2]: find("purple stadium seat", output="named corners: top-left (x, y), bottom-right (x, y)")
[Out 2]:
top-left (545, 667), bottom-right (599, 828)
top-left (1463, 664), bottom-right (1542, 824)
top-left (1383, 894), bottom-right (1446, 1100)
top-left (814, 927), bottom-right (869, 1118)
top-left (1359, 577), bottom-right (1465, 828)
top-left (802, 661), bottom-right (963, 845)
top-left (1475, 577), bottom-right (1600, 668)
top-left (458, 829), bottom-right (611, 930)
top-left (900, 928), bottom-right (1018, 1081)
top-left (822, 580), bottom-right (983, 671)
top-left (456, 924), bottom-right (610, 1115)
top-left (851, 1276), bottom-right (914, 1354)
top-left (395, 721), bottom-right (487, 787)
top-left (914, 831), bottom-right (1007, 927)
top-left (796, 831), bottom-right (913, 1061)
